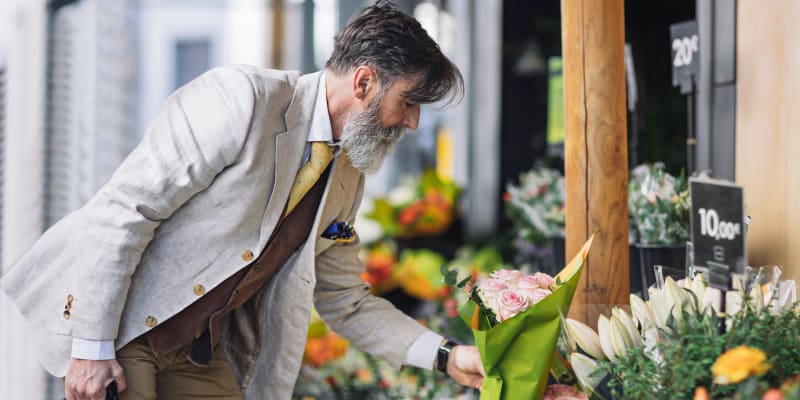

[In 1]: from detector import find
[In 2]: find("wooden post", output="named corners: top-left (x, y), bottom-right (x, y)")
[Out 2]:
top-left (562, 0), bottom-right (629, 327)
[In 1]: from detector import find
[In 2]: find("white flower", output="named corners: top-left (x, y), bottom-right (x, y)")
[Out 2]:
top-left (570, 353), bottom-right (606, 391)
top-left (612, 308), bottom-right (642, 348)
top-left (630, 294), bottom-right (654, 329)
top-left (597, 316), bottom-right (618, 363)
top-left (565, 318), bottom-right (607, 361)
top-left (610, 315), bottom-right (634, 359)
top-left (648, 287), bottom-right (673, 330)
top-left (702, 287), bottom-right (722, 314)
top-left (598, 315), bottom-right (633, 362)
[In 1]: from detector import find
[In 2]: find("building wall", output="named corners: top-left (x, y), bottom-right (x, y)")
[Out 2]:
top-left (736, 0), bottom-right (800, 282)
top-left (0, 0), bottom-right (49, 397)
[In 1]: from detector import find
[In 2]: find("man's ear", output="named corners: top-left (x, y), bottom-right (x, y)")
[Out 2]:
top-left (352, 65), bottom-right (376, 100)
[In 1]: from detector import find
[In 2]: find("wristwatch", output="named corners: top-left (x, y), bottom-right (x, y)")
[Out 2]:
top-left (435, 340), bottom-right (458, 373)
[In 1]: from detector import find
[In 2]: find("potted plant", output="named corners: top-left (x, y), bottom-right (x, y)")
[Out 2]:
top-left (628, 163), bottom-right (691, 297)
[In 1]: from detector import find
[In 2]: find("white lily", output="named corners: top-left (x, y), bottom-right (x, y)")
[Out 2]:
top-left (630, 294), bottom-right (655, 329)
top-left (612, 308), bottom-right (642, 347)
top-left (648, 287), bottom-right (673, 330)
top-left (597, 315), bottom-right (618, 363)
top-left (610, 315), bottom-right (635, 359)
top-left (690, 273), bottom-right (707, 303)
top-left (566, 318), bottom-right (607, 361)
top-left (570, 352), bottom-right (606, 391)
top-left (702, 286), bottom-right (722, 314)
top-left (726, 290), bottom-right (742, 318)
top-left (665, 276), bottom-right (695, 312)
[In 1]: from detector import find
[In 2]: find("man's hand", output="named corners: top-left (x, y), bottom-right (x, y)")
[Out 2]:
top-left (446, 345), bottom-right (484, 390)
top-left (64, 358), bottom-right (127, 400)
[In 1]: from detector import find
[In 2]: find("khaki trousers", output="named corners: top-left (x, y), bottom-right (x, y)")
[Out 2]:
top-left (116, 337), bottom-right (243, 400)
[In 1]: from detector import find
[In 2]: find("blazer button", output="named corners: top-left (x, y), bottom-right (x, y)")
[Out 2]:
top-left (145, 316), bottom-right (158, 328)
top-left (242, 250), bottom-right (254, 262)
top-left (193, 284), bottom-right (206, 296)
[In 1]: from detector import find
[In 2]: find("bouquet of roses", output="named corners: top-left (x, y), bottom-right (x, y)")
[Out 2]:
top-left (468, 269), bottom-right (558, 328)
top-left (446, 234), bottom-right (596, 400)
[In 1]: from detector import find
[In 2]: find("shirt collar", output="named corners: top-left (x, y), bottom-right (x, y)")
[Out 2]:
top-left (308, 72), bottom-right (334, 144)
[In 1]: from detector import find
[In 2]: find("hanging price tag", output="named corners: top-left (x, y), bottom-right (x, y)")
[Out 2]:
top-left (690, 179), bottom-right (746, 290)
top-left (670, 20), bottom-right (699, 94)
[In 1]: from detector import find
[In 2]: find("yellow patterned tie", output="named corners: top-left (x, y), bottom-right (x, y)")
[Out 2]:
top-left (284, 141), bottom-right (334, 216)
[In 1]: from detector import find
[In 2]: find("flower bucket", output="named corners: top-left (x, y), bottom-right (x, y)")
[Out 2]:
top-left (632, 243), bottom-right (686, 299)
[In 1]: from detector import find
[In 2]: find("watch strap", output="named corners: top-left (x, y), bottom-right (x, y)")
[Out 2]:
top-left (436, 340), bottom-right (458, 373)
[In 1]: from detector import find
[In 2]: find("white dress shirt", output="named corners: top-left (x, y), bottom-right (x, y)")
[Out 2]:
top-left (73, 72), bottom-right (443, 370)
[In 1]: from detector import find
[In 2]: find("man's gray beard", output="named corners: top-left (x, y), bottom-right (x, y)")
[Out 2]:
top-left (340, 99), bottom-right (405, 174)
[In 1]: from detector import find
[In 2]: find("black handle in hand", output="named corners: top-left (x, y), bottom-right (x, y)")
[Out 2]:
top-left (106, 381), bottom-right (119, 400)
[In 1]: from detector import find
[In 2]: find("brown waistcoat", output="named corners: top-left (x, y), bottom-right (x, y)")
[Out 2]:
top-left (145, 166), bottom-right (331, 364)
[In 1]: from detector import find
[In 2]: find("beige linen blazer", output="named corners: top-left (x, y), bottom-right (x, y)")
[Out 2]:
top-left (1, 65), bottom-right (427, 399)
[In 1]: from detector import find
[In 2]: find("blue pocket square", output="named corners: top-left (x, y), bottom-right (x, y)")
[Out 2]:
top-left (322, 221), bottom-right (357, 243)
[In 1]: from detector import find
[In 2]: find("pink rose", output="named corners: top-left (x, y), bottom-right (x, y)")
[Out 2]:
top-left (519, 287), bottom-right (552, 304)
top-left (517, 275), bottom-right (541, 290)
top-left (478, 278), bottom-right (507, 308)
top-left (491, 269), bottom-right (522, 284)
top-left (542, 384), bottom-right (588, 400)
top-left (532, 272), bottom-right (556, 288)
top-left (495, 289), bottom-right (530, 322)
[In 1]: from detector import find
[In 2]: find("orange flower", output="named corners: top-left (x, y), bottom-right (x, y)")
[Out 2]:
top-left (397, 201), bottom-right (425, 226)
top-left (693, 387), bottom-right (709, 400)
top-left (302, 332), bottom-right (349, 368)
top-left (711, 346), bottom-right (771, 384)
top-left (762, 389), bottom-right (783, 400)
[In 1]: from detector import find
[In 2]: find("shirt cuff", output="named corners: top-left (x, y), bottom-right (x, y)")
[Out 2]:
top-left (71, 338), bottom-right (116, 360)
top-left (403, 330), bottom-right (444, 370)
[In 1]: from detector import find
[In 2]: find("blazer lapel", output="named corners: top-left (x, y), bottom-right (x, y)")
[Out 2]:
top-left (258, 72), bottom-right (323, 249)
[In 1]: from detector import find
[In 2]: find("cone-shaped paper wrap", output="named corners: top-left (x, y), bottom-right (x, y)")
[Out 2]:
top-left (459, 233), bottom-right (596, 400)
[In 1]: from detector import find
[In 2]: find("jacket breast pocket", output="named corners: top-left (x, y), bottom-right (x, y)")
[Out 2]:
top-left (315, 237), bottom-right (337, 256)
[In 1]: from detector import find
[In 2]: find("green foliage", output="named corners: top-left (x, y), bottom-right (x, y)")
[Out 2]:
top-left (722, 303), bottom-right (800, 391)
top-left (603, 306), bottom-right (725, 400)
top-left (601, 299), bottom-right (800, 399)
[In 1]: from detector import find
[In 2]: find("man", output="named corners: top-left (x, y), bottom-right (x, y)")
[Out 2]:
top-left (1, 1), bottom-right (484, 399)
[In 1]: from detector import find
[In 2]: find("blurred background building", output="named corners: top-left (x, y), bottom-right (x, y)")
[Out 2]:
top-left (2, 0), bottom-right (799, 397)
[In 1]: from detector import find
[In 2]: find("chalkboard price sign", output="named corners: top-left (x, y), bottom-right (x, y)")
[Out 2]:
top-left (671, 20), bottom-right (699, 94)
top-left (689, 179), bottom-right (746, 290)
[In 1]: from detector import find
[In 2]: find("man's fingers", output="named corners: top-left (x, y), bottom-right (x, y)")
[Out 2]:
top-left (64, 358), bottom-right (124, 400)
top-left (111, 360), bottom-right (128, 392)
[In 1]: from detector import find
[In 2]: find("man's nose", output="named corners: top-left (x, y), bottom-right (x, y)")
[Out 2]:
top-left (403, 104), bottom-right (420, 131)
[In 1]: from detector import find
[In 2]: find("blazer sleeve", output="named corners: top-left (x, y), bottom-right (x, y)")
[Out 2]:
top-left (3, 66), bottom-right (258, 341)
top-left (312, 174), bottom-right (429, 370)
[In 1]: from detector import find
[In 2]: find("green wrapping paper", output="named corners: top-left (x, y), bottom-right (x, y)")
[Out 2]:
top-left (459, 234), bottom-right (596, 400)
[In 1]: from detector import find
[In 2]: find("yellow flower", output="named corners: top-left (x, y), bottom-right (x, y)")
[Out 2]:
top-left (711, 346), bottom-right (771, 384)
